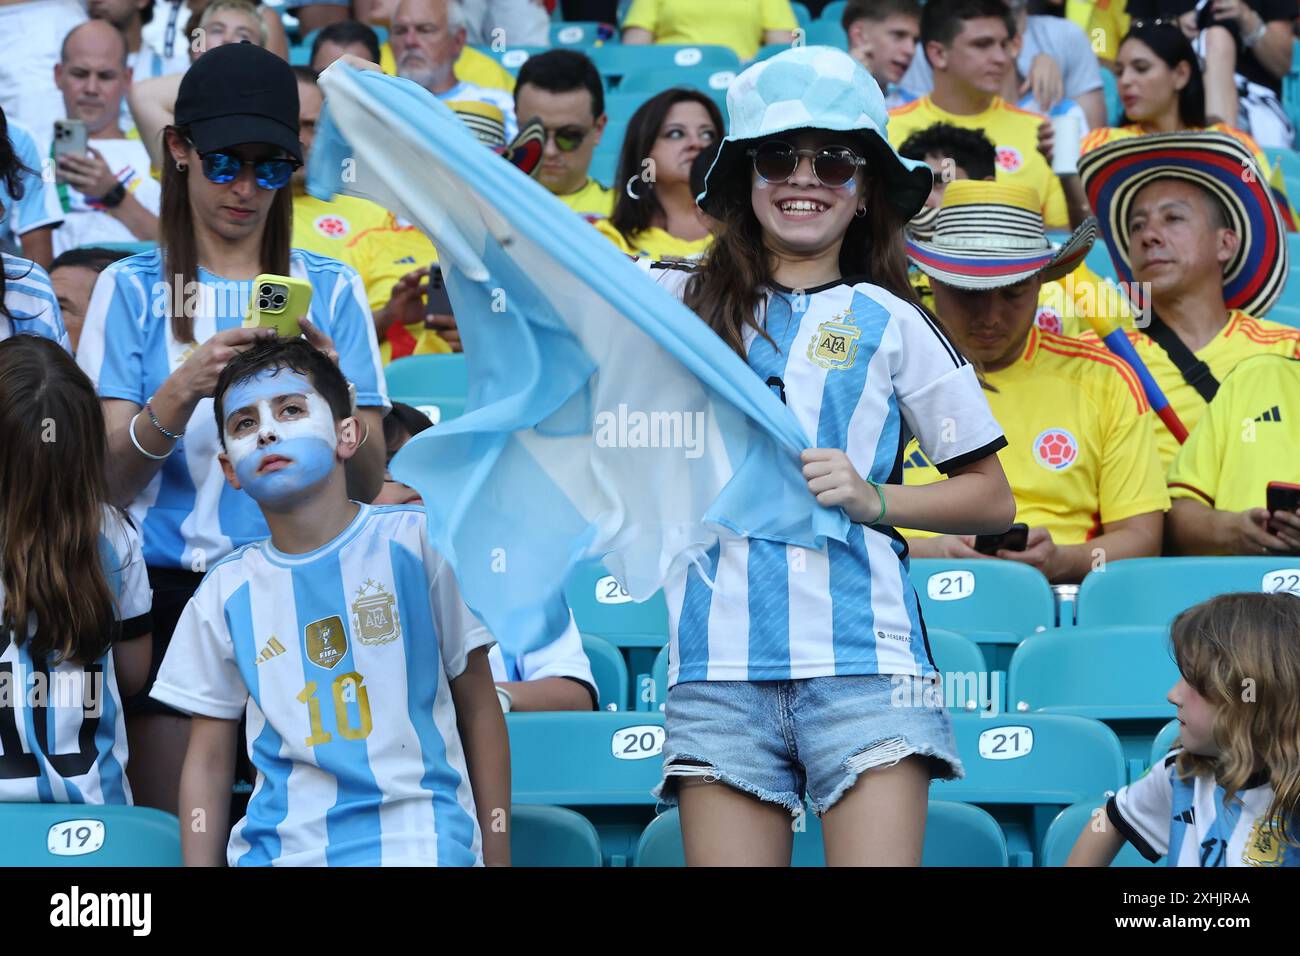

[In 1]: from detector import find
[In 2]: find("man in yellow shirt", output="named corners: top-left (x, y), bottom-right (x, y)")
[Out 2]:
top-left (902, 180), bottom-right (1168, 582)
top-left (1165, 354), bottom-right (1300, 555)
top-left (887, 0), bottom-right (1071, 229)
top-left (290, 67), bottom-right (390, 267)
top-left (621, 0), bottom-right (797, 63)
top-left (514, 50), bottom-right (614, 220)
top-left (1077, 131), bottom-right (1300, 467)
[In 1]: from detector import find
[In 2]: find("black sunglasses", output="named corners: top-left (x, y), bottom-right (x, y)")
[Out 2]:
top-left (746, 141), bottom-right (868, 188)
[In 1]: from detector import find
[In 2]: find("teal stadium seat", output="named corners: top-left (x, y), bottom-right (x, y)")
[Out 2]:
top-left (589, 150), bottom-right (619, 189)
top-left (1150, 718), bottom-right (1180, 766)
top-left (909, 558), bottom-right (1056, 671)
top-left (1039, 801), bottom-right (1158, 867)
top-left (603, 90), bottom-right (650, 124)
top-left (589, 44), bottom-right (741, 84)
top-left (753, 43), bottom-right (792, 64)
top-left (549, 21), bottom-right (607, 47)
top-left (474, 45), bottom-right (551, 75)
top-left (803, 19), bottom-right (848, 49)
top-left (0, 804), bottom-right (181, 866)
top-left (790, 2), bottom-right (813, 30)
top-left (383, 352), bottom-right (468, 423)
top-left (633, 800), bottom-right (1008, 866)
top-left (564, 561), bottom-right (669, 650)
top-left (1100, 67), bottom-right (1123, 125)
top-left (647, 643), bottom-right (669, 712)
top-left (510, 804), bottom-right (604, 866)
top-left (933, 712), bottom-right (1127, 864)
top-left (616, 69), bottom-right (734, 114)
top-left (1283, 40), bottom-right (1300, 134)
top-left (1075, 557), bottom-right (1300, 628)
top-left (86, 240), bottom-right (156, 254)
top-left (1007, 626), bottom-right (1178, 779)
top-left (819, 1), bottom-right (848, 25)
top-left (580, 632), bottom-right (631, 711)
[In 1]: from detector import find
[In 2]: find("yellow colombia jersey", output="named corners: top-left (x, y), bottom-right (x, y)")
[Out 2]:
top-left (593, 219), bottom-right (713, 259)
top-left (621, 0), bottom-right (797, 62)
top-left (379, 43), bottom-right (515, 92)
top-left (911, 261), bottom-right (1135, 339)
top-left (1167, 354), bottom-right (1300, 513)
top-left (1080, 312), bottom-right (1300, 468)
top-left (556, 177), bottom-right (615, 219)
top-left (888, 97), bottom-right (1069, 229)
top-left (902, 326), bottom-right (1169, 544)
top-left (344, 212), bottom-right (452, 363)
top-left (291, 192), bottom-right (391, 268)
top-left (1066, 0), bottom-right (1129, 62)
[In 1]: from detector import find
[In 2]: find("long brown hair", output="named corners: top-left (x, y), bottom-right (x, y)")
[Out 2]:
top-left (609, 88), bottom-right (726, 240)
top-left (684, 139), bottom-right (926, 357)
top-left (159, 125), bottom-right (293, 343)
top-left (0, 336), bottom-right (119, 664)
top-left (1170, 592), bottom-right (1300, 847)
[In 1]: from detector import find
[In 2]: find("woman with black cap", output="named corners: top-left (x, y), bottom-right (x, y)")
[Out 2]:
top-left (644, 46), bottom-right (1015, 865)
top-left (75, 42), bottom-right (389, 814)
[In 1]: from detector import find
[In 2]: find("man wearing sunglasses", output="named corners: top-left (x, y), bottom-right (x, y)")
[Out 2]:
top-left (51, 20), bottom-right (160, 256)
top-left (514, 50), bottom-right (613, 220)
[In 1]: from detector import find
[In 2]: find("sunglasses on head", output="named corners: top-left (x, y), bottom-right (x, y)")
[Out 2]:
top-left (188, 142), bottom-right (299, 190)
top-left (547, 125), bottom-right (591, 152)
top-left (746, 141), bottom-right (867, 188)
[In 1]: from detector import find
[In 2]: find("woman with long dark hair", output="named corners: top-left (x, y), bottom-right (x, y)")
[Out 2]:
top-left (645, 46), bottom-right (1015, 865)
top-left (0, 335), bottom-right (151, 803)
top-left (75, 42), bottom-right (388, 814)
top-left (595, 88), bottom-right (724, 260)
top-left (1081, 22), bottom-right (1271, 172)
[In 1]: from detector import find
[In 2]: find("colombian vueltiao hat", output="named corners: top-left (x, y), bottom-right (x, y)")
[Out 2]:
top-left (906, 180), bottom-right (1097, 289)
top-left (1078, 130), bottom-right (1289, 316)
top-left (696, 45), bottom-right (933, 220)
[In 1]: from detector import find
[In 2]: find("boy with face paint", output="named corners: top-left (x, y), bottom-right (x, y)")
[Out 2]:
top-left (150, 338), bottom-right (511, 867)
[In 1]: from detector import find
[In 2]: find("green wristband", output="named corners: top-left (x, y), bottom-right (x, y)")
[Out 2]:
top-left (867, 478), bottom-right (887, 524)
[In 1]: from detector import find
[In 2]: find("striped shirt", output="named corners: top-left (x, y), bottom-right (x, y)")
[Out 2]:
top-left (151, 504), bottom-right (493, 867)
top-left (648, 265), bottom-right (1006, 685)
top-left (1110, 750), bottom-right (1300, 867)
top-left (2, 253), bottom-right (69, 349)
top-left (0, 507), bottom-right (152, 804)
top-left (1, 120), bottom-right (63, 244)
top-left (76, 248), bottom-right (389, 571)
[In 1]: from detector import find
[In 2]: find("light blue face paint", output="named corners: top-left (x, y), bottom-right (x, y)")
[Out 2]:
top-left (222, 367), bottom-right (339, 506)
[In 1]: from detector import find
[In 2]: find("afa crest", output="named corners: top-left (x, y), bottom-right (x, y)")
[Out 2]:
top-left (1242, 817), bottom-right (1287, 866)
top-left (807, 309), bottom-right (861, 370)
top-left (352, 579), bottom-right (401, 645)
top-left (304, 615), bottom-right (348, 669)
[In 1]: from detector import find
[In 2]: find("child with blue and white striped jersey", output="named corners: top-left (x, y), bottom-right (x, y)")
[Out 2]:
top-left (0, 336), bottom-right (152, 803)
top-left (152, 338), bottom-right (510, 866)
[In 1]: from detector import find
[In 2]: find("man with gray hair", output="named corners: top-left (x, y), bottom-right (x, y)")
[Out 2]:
top-left (391, 0), bottom-right (519, 137)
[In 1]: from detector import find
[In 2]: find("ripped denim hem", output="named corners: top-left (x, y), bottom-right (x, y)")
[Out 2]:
top-left (652, 752), bottom-right (804, 816)
top-left (807, 735), bottom-right (965, 817)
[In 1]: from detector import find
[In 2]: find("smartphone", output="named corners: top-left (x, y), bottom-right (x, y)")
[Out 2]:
top-left (425, 264), bottom-right (453, 316)
top-left (974, 523), bottom-right (1029, 556)
top-left (1266, 481), bottom-right (1300, 538)
top-left (245, 274), bottom-right (313, 338)
top-left (52, 119), bottom-right (88, 182)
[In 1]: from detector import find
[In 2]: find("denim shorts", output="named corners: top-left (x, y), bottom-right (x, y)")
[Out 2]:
top-left (653, 674), bottom-right (963, 817)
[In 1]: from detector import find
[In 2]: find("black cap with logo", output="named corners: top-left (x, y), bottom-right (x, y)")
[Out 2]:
top-left (175, 42), bottom-right (302, 164)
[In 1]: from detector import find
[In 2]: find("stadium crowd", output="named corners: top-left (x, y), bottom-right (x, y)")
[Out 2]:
top-left (0, 0), bottom-right (1298, 868)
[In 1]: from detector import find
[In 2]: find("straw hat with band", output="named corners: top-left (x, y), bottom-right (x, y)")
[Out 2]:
top-left (907, 180), bottom-right (1097, 290)
top-left (1078, 130), bottom-right (1289, 317)
top-left (695, 45), bottom-right (932, 221)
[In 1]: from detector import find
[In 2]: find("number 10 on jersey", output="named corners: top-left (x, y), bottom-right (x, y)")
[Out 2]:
top-left (297, 672), bottom-right (373, 746)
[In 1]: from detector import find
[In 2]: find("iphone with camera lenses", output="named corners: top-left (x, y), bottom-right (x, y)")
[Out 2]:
top-left (52, 119), bottom-right (88, 183)
top-left (246, 274), bottom-right (313, 338)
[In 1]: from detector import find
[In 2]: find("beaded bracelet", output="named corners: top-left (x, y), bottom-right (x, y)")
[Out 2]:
top-left (866, 477), bottom-right (887, 524)
top-left (145, 398), bottom-right (184, 440)
top-left (129, 412), bottom-right (171, 461)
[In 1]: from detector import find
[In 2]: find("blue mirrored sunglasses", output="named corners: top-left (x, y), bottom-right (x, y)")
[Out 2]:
top-left (194, 148), bottom-right (298, 190)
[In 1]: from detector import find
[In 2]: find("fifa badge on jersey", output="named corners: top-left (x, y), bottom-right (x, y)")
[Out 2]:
top-left (305, 615), bottom-right (349, 669)
top-left (1242, 818), bottom-right (1286, 866)
top-left (807, 309), bottom-right (861, 371)
top-left (352, 579), bottom-right (401, 645)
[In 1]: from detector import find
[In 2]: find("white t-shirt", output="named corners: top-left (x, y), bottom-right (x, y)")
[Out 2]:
top-left (141, 0), bottom-right (197, 78)
top-left (1110, 750), bottom-right (1300, 867)
top-left (0, 507), bottom-right (152, 805)
top-left (487, 615), bottom-right (597, 706)
top-left (0, 0), bottom-right (87, 154)
top-left (151, 504), bottom-right (494, 867)
top-left (53, 138), bottom-right (160, 256)
top-left (645, 262), bottom-right (1006, 686)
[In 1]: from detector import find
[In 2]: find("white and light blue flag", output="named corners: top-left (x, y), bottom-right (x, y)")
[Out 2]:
top-left (308, 63), bottom-right (849, 654)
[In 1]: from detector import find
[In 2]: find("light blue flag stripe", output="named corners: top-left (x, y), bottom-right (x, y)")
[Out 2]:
top-left (308, 64), bottom-right (850, 655)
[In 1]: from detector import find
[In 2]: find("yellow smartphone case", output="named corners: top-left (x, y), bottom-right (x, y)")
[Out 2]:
top-left (246, 274), bottom-right (313, 338)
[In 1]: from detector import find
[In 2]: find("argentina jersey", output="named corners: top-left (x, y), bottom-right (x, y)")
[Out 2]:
top-left (0, 507), bottom-right (151, 804)
top-left (1110, 750), bottom-right (1300, 867)
top-left (151, 505), bottom-right (493, 867)
top-left (647, 265), bottom-right (1005, 685)
top-left (2, 253), bottom-right (69, 349)
top-left (75, 248), bottom-right (388, 571)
